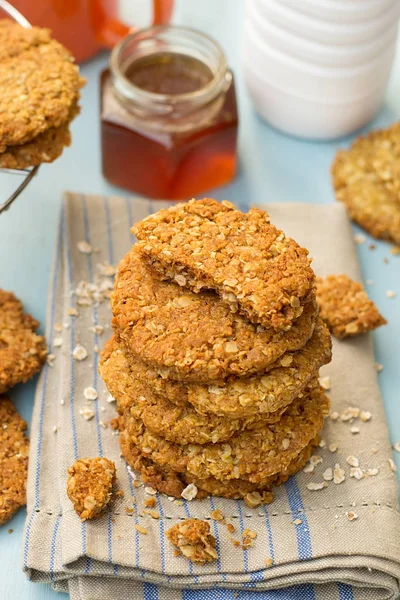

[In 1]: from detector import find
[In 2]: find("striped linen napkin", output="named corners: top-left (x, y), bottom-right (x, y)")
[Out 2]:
top-left (23, 193), bottom-right (400, 600)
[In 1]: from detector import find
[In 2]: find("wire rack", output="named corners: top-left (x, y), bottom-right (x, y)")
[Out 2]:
top-left (0, 0), bottom-right (40, 215)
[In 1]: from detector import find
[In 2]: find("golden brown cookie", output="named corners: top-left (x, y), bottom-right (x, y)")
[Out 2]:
top-left (0, 290), bottom-right (47, 394)
top-left (132, 198), bottom-right (316, 331)
top-left (100, 337), bottom-right (292, 445)
top-left (0, 103), bottom-right (79, 169)
top-left (0, 396), bottom-right (29, 524)
top-left (112, 247), bottom-right (317, 382)
top-left (332, 123), bottom-right (400, 245)
top-left (120, 425), bottom-right (319, 501)
top-left (0, 20), bottom-right (85, 147)
top-left (316, 274), bottom-right (386, 339)
top-left (166, 519), bottom-right (218, 563)
top-left (119, 385), bottom-right (329, 485)
top-left (66, 457), bottom-right (116, 521)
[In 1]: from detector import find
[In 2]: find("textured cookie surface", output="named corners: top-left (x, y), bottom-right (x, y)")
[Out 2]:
top-left (0, 20), bottom-right (84, 147)
top-left (0, 290), bottom-right (47, 394)
top-left (132, 198), bottom-right (315, 331)
top-left (112, 247), bottom-right (317, 382)
top-left (332, 123), bottom-right (400, 245)
top-left (119, 385), bottom-right (329, 485)
top-left (0, 396), bottom-right (29, 524)
top-left (100, 337), bottom-right (291, 445)
top-left (166, 519), bottom-right (218, 563)
top-left (66, 457), bottom-right (116, 521)
top-left (316, 275), bottom-right (386, 339)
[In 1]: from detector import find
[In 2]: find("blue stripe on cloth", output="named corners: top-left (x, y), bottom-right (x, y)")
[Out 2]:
top-left (338, 583), bottom-right (354, 600)
top-left (81, 194), bottom-right (103, 458)
top-left (49, 514), bottom-right (61, 581)
top-left (24, 207), bottom-right (63, 572)
top-left (182, 584), bottom-right (316, 599)
top-left (208, 497), bottom-right (226, 583)
top-left (285, 477), bottom-right (313, 561)
top-left (143, 582), bottom-right (159, 600)
top-left (263, 504), bottom-right (275, 565)
top-left (124, 463), bottom-right (142, 574)
top-left (107, 512), bottom-right (118, 575)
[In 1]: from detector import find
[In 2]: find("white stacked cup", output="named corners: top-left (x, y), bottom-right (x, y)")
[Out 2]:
top-left (243, 0), bottom-right (400, 139)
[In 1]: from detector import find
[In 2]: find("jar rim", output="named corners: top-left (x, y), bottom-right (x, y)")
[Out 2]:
top-left (110, 24), bottom-right (228, 110)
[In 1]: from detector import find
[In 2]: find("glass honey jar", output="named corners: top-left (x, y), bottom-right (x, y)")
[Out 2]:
top-left (100, 25), bottom-right (238, 200)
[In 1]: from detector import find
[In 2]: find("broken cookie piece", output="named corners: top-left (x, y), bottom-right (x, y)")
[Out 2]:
top-left (316, 274), bottom-right (386, 339)
top-left (166, 518), bottom-right (218, 563)
top-left (0, 396), bottom-right (29, 525)
top-left (66, 457), bottom-right (116, 521)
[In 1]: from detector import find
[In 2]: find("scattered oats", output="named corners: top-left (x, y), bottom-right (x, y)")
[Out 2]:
top-left (210, 509), bottom-right (224, 521)
top-left (52, 425), bottom-right (58, 433)
top-left (309, 455), bottom-right (323, 466)
top-left (322, 468), bottom-right (333, 481)
top-left (135, 524), bottom-right (148, 535)
top-left (360, 411), bottom-right (372, 422)
top-left (106, 394), bottom-right (116, 403)
top-left (99, 420), bottom-right (107, 429)
top-left (67, 307), bottom-right (78, 317)
top-left (100, 406), bottom-right (106, 412)
top-left (341, 406), bottom-right (360, 421)
top-left (350, 426), bottom-right (360, 434)
top-left (371, 447), bottom-right (379, 454)
top-left (319, 439), bottom-right (326, 448)
top-left (226, 523), bottom-right (235, 533)
top-left (330, 411), bottom-right (339, 421)
top-left (306, 482), bottom-right (327, 491)
top-left (388, 458), bottom-right (397, 472)
top-left (77, 240), bottom-right (93, 254)
top-left (375, 363), bottom-right (384, 372)
top-left (145, 497), bottom-right (157, 508)
top-left (145, 487), bottom-right (157, 495)
top-left (319, 376), bottom-right (331, 391)
top-left (329, 443), bottom-right (338, 453)
top-left (244, 491), bottom-right (263, 508)
top-left (303, 463), bottom-right (315, 473)
top-left (90, 324), bottom-right (104, 335)
top-left (73, 345), bottom-right (88, 361)
top-left (47, 354), bottom-right (56, 367)
top-left (333, 464), bottom-right (346, 484)
top-left (143, 509), bottom-right (160, 519)
top-left (54, 323), bottom-right (63, 332)
top-left (346, 511), bottom-right (358, 522)
top-left (390, 246), bottom-right (400, 256)
top-left (60, 398), bottom-right (65, 405)
top-left (53, 336), bottom-right (63, 348)
top-left (63, 322), bottom-right (70, 329)
top-left (84, 386), bottom-right (98, 401)
top-left (365, 279), bottom-right (374, 285)
top-left (385, 290), bottom-right (396, 299)
top-left (181, 483), bottom-right (198, 501)
top-left (393, 442), bottom-right (400, 453)
top-left (346, 455), bottom-right (359, 468)
top-left (174, 500), bottom-right (184, 506)
top-left (264, 558), bottom-right (273, 567)
top-left (366, 468), bottom-right (379, 477)
top-left (292, 518), bottom-right (302, 525)
top-left (354, 233), bottom-right (366, 245)
top-left (79, 407), bottom-right (95, 421)
top-left (350, 467), bottom-right (363, 480)
top-left (97, 262), bottom-right (117, 277)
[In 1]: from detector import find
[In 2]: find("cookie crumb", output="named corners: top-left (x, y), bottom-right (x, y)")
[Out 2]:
top-left (66, 457), bottom-right (116, 521)
top-left (83, 386), bottom-right (98, 401)
top-left (346, 511), bottom-right (358, 522)
top-left (166, 519), bottom-right (218, 563)
top-left (181, 483), bottom-right (198, 501)
top-left (264, 558), bottom-right (273, 567)
top-left (135, 524), bottom-right (148, 534)
top-left (72, 345), bottom-right (88, 361)
top-left (210, 509), bottom-right (224, 521)
top-left (77, 241), bottom-right (92, 254)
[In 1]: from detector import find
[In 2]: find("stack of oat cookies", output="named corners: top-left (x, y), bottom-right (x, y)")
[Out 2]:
top-left (100, 199), bottom-right (332, 505)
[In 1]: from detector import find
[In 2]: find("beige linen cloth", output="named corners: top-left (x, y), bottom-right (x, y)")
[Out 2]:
top-left (23, 193), bottom-right (400, 600)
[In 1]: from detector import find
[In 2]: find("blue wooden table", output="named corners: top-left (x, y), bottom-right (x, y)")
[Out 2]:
top-left (0, 1), bottom-right (399, 598)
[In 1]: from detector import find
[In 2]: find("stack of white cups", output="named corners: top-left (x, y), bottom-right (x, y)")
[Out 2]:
top-left (243, 0), bottom-right (400, 139)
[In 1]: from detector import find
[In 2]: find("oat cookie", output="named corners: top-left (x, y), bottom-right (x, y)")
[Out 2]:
top-left (0, 290), bottom-right (47, 394)
top-left (119, 385), bottom-right (329, 485)
top-left (316, 275), bottom-right (386, 339)
top-left (332, 123), bottom-right (400, 245)
top-left (0, 20), bottom-right (85, 147)
top-left (100, 338), bottom-right (291, 445)
top-left (0, 104), bottom-right (79, 169)
top-left (112, 247), bottom-right (317, 382)
top-left (0, 396), bottom-right (29, 524)
top-left (132, 198), bottom-right (316, 331)
top-left (66, 457), bottom-right (116, 521)
top-left (120, 425), bottom-right (319, 500)
top-left (166, 519), bottom-right (218, 563)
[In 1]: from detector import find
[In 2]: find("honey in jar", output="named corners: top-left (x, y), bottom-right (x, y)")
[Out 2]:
top-left (101, 25), bottom-right (238, 199)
